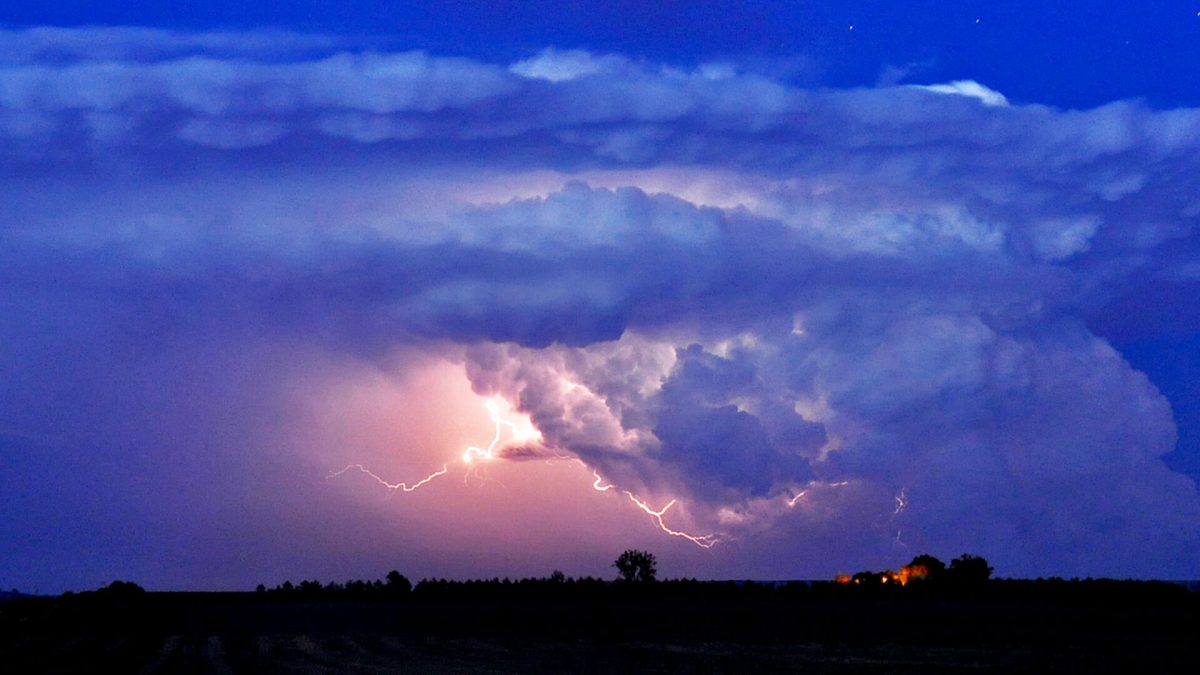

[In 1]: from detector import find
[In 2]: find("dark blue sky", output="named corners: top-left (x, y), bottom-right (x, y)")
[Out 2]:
top-left (6, 1), bottom-right (1200, 107)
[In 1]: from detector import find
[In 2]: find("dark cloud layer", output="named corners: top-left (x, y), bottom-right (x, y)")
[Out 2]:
top-left (2, 29), bottom-right (1199, 587)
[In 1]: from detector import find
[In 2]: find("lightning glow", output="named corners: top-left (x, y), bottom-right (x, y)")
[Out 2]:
top-left (328, 397), bottom-right (522, 495)
top-left (462, 399), bottom-right (525, 464)
top-left (331, 398), bottom-right (719, 549)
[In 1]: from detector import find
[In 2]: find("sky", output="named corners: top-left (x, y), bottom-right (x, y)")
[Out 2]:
top-left (2, 2), bottom-right (1200, 592)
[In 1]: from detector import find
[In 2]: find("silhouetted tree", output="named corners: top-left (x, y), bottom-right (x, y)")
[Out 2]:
top-left (908, 554), bottom-right (945, 574)
top-left (947, 554), bottom-right (993, 584)
top-left (386, 570), bottom-right (412, 594)
top-left (614, 549), bottom-right (658, 583)
top-left (550, 570), bottom-right (566, 583)
top-left (905, 554), bottom-right (946, 581)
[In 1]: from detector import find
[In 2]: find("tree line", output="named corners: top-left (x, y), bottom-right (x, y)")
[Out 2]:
top-left (242, 549), bottom-right (1185, 603)
top-left (839, 553), bottom-right (994, 587)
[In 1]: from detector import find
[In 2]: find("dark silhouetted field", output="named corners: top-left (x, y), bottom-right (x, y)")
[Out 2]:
top-left (2, 579), bottom-right (1197, 672)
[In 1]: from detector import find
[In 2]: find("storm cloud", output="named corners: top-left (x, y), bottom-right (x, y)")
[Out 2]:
top-left (2, 28), bottom-right (1199, 587)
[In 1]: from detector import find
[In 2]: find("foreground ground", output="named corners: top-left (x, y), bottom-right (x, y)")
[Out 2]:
top-left (2, 580), bottom-right (1197, 672)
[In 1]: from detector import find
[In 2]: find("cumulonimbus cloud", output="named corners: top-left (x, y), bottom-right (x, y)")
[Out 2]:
top-left (2, 28), bottom-right (1199, 579)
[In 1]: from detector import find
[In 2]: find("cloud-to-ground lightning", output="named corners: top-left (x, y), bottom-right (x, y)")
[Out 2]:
top-left (331, 399), bottom-right (719, 548)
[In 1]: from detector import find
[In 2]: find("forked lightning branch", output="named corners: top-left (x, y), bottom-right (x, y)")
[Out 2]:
top-left (328, 399), bottom-right (719, 548)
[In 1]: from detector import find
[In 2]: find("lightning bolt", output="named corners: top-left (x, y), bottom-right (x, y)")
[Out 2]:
top-left (591, 470), bottom-right (614, 491)
top-left (331, 399), bottom-right (719, 549)
top-left (624, 493), bottom-right (719, 548)
top-left (329, 398), bottom-right (520, 494)
top-left (588, 466), bottom-right (717, 548)
top-left (786, 490), bottom-right (808, 507)
top-left (786, 480), bottom-right (849, 507)
top-left (891, 487), bottom-right (909, 551)
top-left (461, 399), bottom-right (516, 464)
top-left (326, 463), bottom-right (449, 493)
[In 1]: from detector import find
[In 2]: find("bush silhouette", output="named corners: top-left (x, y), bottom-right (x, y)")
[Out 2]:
top-left (96, 580), bottom-right (145, 596)
top-left (947, 554), bottom-right (993, 585)
top-left (906, 554), bottom-right (946, 578)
